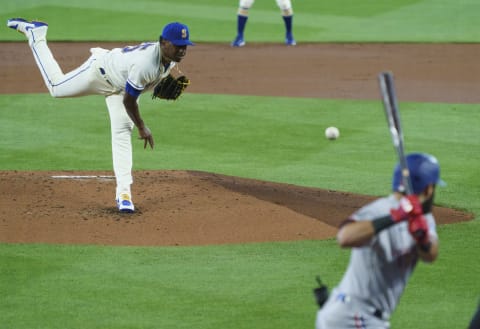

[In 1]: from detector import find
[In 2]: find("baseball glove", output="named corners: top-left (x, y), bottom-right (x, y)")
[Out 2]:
top-left (152, 74), bottom-right (190, 100)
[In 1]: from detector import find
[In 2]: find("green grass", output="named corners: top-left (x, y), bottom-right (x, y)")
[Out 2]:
top-left (1, 241), bottom-right (342, 329)
top-left (1, 1), bottom-right (480, 328)
top-left (1, 0), bottom-right (480, 42)
top-left (1, 222), bottom-right (479, 329)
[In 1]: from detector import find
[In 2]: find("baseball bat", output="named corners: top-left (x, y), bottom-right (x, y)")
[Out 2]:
top-left (377, 71), bottom-right (413, 195)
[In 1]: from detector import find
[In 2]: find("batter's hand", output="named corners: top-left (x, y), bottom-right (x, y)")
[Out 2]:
top-left (408, 214), bottom-right (429, 245)
top-left (138, 126), bottom-right (154, 149)
top-left (390, 195), bottom-right (422, 222)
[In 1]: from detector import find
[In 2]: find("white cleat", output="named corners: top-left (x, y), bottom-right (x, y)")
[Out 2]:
top-left (7, 18), bottom-right (48, 35)
top-left (116, 193), bottom-right (135, 213)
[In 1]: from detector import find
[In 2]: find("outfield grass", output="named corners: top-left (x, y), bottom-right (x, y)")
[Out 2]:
top-left (1, 1), bottom-right (479, 328)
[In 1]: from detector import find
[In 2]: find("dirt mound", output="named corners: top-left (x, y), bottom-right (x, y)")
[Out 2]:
top-left (0, 171), bottom-right (471, 246)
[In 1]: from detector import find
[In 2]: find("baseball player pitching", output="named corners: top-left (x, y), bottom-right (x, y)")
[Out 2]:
top-left (231, 0), bottom-right (296, 47)
top-left (315, 153), bottom-right (444, 329)
top-left (7, 18), bottom-right (194, 213)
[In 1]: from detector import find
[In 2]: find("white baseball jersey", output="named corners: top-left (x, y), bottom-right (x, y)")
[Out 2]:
top-left (100, 42), bottom-right (175, 94)
top-left (316, 194), bottom-right (438, 329)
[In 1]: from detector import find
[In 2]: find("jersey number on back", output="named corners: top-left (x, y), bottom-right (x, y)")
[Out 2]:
top-left (122, 42), bottom-right (155, 53)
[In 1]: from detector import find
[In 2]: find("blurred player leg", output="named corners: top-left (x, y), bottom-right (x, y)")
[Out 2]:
top-left (232, 0), bottom-right (254, 47)
top-left (276, 0), bottom-right (296, 45)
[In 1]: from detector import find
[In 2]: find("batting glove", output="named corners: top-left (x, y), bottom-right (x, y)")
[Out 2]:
top-left (390, 195), bottom-right (422, 222)
top-left (408, 214), bottom-right (429, 245)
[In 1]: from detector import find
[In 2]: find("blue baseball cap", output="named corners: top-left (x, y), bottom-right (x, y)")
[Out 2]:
top-left (161, 22), bottom-right (194, 46)
top-left (392, 153), bottom-right (446, 194)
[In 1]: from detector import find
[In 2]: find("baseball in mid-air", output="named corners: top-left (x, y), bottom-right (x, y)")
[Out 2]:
top-left (325, 126), bottom-right (340, 140)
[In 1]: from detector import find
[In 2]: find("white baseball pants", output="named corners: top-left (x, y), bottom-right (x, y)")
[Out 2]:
top-left (26, 27), bottom-right (134, 200)
top-left (239, 0), bottom-right (292, 11)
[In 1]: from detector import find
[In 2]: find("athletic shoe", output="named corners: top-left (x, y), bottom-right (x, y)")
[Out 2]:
top-left (116, 193), bottom-right (135, 213)
top-left (7, 18), bottom-right (48, 35)
top-left (285, 33), bottom-right (296, 46)
top-left (231, 35), bottom-right (246, 47)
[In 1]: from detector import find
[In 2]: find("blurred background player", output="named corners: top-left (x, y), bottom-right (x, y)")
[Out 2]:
top-left (231, 0), bottom-right (296, 47)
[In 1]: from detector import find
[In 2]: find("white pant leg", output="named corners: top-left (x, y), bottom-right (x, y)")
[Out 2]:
top-left (27, 27), bottom-right (113, 97)
top-left (276, 0), bottom-right (292, 11)
top-left (105, 94), bottom-right (134, 199)
top-left (315, 296), bottom-right (389, 329)
top-left (239, 0), bottom-right (254, 8)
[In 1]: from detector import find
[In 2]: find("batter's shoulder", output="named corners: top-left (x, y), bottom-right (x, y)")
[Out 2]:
top-left (352, 196), bottom-right (393, 221)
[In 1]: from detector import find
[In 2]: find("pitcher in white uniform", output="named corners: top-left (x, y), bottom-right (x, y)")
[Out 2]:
top-left (7, 18), bottom-right (194, 213)
top-left (316, 153), bottom-right (444, 329)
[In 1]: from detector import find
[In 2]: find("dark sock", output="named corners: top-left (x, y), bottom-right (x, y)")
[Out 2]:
top-left (237, 15), bottom-right (248, 37)
top-left (282, 15), bottom-right (293, 35)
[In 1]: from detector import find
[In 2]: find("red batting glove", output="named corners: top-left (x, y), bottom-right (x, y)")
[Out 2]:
top-left (390, 195), bottom-right (423, 222)
top-left (408, 214), bottom-right (429, 245)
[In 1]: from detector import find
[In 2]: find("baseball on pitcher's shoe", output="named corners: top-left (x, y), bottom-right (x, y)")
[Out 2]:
top-left (325, 126), bottom-right (340, 140)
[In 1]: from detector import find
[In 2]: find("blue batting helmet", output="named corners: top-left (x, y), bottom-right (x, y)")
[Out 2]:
top-left (392, 153), bottom-right (446, 194)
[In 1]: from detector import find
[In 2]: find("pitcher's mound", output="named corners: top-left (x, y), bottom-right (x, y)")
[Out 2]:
top-left (0, 171), bottom-right (472, 246)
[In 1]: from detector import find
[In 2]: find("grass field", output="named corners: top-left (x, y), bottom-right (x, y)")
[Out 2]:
top-left (1, 1), bottom-right (479, 328)
top-left (1, 0), bottom-right (480, 42)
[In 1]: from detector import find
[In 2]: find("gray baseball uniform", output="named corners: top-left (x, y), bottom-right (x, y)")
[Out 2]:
top-left (316, 194), bottom-right (438, 329)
